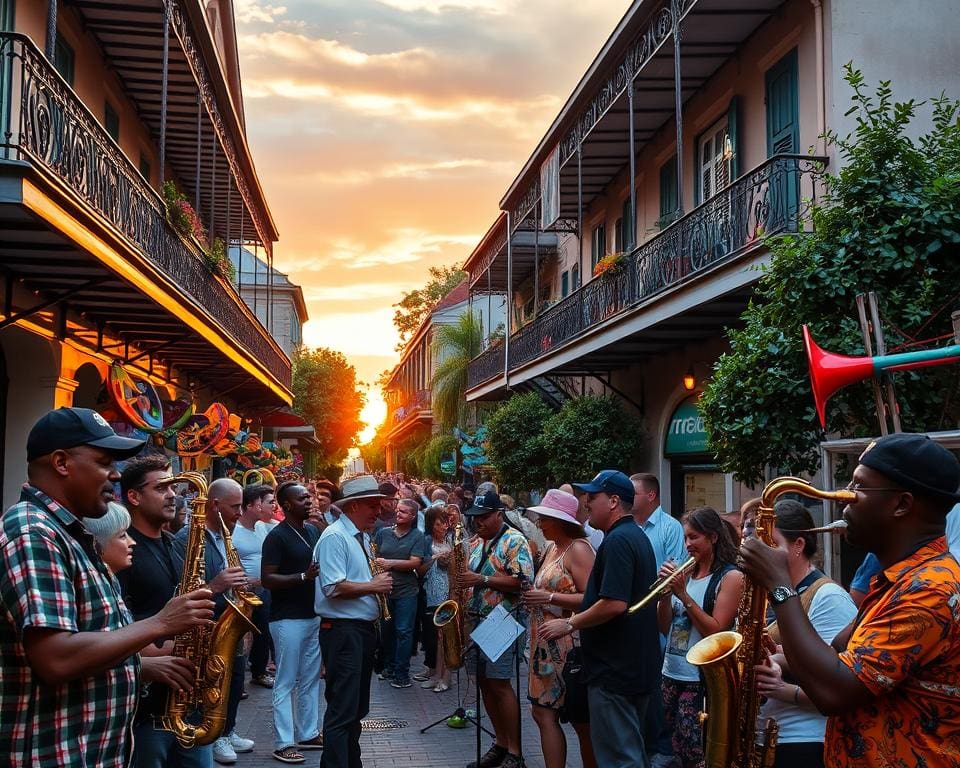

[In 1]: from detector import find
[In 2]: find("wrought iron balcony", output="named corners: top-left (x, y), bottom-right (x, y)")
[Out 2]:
top-left (0, 32), bottom-right (290, 388)
top-left (505, 154), bottom-right (826, 374)
top-left (468, 340), bottom-right (505, 389)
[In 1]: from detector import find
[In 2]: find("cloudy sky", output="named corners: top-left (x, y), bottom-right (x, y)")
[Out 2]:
top-left (235, 0), bottom-right (628, 436)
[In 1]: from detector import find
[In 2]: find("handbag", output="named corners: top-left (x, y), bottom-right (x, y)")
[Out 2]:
top-left (559, 644), bottom-right (589, 724)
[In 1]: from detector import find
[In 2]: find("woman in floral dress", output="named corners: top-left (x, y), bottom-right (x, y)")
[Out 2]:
top-left (522, 489), bottom-right (596, 768)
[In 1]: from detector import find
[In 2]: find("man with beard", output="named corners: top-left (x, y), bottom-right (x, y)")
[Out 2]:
top-left (262, 482), bottom-right (323, 763)
top-left (173, 478), bottom-right (253, 765)
top-left (314, 476), bottom-right (394, 768)
top-left (0, 408), bottom-right (214, 768)
top-left (740, 433), bottom-right (960, 767)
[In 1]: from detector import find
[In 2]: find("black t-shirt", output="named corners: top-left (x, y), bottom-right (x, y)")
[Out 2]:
top-left (261, 522), bottom-right (321, 621)
top-left (580, 515), bottom-right (660, 696)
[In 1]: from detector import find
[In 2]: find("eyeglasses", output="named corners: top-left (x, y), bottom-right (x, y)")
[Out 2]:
top-left (844, 483), bottom-right (904, 494)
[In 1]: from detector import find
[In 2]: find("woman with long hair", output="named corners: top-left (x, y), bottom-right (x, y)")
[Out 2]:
top-left (522, 490), bottom-right (597, 768)
top-left (754, 500), bottom-right (857, 768)
top-left (657, 506), bottom-right (744, 768)
top-left (416, 504), bottom-right (454, 692)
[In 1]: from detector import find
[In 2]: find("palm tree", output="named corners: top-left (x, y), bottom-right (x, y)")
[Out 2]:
top-left (431, 310), bottom-right (482, 431)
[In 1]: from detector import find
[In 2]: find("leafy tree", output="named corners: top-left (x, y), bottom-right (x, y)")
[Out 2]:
top-left (292, 347), bottom-right (365, 472)
top-left (422, 433), bottom-right (459, 480)
top-left (542, 395), bottom-right (644, 482)
top-left (431, 311), bottom-right (482, 431)
top-left (393, 265), bottom-right (466, 349)
top-left (486, 392), bottom-right (552, 492)
top-left (699, 67), bottom-right (960, 484)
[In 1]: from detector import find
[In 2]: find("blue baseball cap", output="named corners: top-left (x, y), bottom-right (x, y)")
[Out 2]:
top-left (573, 469), bottom-right (635, 506)
top-left (27, 407), bottom-right (145, 462)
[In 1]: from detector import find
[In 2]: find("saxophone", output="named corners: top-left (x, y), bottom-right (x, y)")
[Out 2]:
top-left (158, 473), bottom-right (262, 747)
top-left (433, 522), bottom-right (466, 670)
top-left (368, 540), bottom-right (392, 620)
top-left (686, 477), bottom-right (856, 768)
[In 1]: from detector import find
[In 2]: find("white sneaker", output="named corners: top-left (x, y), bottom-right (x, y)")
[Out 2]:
top-left (213, 737), bottom-right (237, 764)
top-left (227, 731), bottom-right (255, 753)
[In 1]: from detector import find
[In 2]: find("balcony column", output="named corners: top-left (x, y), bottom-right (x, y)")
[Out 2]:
top-left (252, 242), bottom-right (259, 320)
top-left (505, 211), bottom-right (512, 383)
top-left (195, 93), bottom-right (203, 213)
top-left (628, 82), bottom-right (637, 249)
top-left (671, 0), bottom-right (685, 214)
top-left (160, 0), bottom-right (171, 180)
top-left (238, 196), bottom-right (245, 291)
top-left (486, 263), bottom-right (492, 349)
top-left (45, 0), bottom-right (56, 60)
top-left (210, 138), bottom-right (217, 240)
top-left (226, 173), bottom-right (232, 271)
top-left (533, 203), bottom-right (540, 318)
top-left (577, 145), bottom-right (583, 287)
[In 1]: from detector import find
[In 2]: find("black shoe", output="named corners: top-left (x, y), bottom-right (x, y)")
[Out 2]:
top-left (499, 754), bottom-right (524, 768)
top-left (466, 744), bottom-right (507, 768)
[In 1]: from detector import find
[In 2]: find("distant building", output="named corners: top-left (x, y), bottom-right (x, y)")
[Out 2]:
top-left (230, 246), bottom-right (308, 359)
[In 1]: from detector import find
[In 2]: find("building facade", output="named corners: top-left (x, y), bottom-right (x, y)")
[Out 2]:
top-left (463, 0), bottom-right (959, 516)
top-left (0, 0), bottom-right (288, 504)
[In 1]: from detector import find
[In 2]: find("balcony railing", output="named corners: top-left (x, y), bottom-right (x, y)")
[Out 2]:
top-left (490, 154), bottom-right (825, 380)
top-left (389, 388), bottom-right (432, 425)
top-left (467, 340), bottom-right (506, 390)
top-left (0, 33), bottom-right (290, 388)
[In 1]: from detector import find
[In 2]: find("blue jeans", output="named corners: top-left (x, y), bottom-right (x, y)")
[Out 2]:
top-left (589, 685), bottom-right (650, 768)
top-left (132, 718), bottom-right (213, 768)
top-left (382, 595), bottom-right (418, 681)
top-left (269, 617), bottom-right (322, 749)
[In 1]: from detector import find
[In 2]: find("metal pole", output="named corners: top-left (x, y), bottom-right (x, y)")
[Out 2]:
top-left (195, 94), bottom-right (202, 213)
top-left (253, 242), bottom-right (258, 320)
top-left (628, 81), bottom-right (637, 249)
top-left (210, 136), bottom-right (217, 240)
top-left (577, 145), bottom-right (583, 286)
top-left (238, 196), bottom-right (245, 292)
top-left (159, 0), bottom-right (170, 180)
top-left (487, 264), bottom-right (492, 349)
top-left (672, 0), bottom-right (684, 215)
top-left (45, 0), bottom-right (56, 60)
top-left (533, 203), bottom-right (540, 318)
top-left (226, 173), bottom-right (232, 283)
top-left (505, 211), bottom-right (512, 383)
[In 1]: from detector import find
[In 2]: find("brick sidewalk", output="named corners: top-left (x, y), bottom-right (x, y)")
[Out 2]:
top-left (232, 653), bottom-right (585, 768)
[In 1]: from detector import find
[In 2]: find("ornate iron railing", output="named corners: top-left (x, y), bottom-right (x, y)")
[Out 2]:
top-left (467, 341), bottom-right (505, 389)
top-left (0, 33), bottom-right (290, 389)
top-left (503, 154), bottom-right (827, 373)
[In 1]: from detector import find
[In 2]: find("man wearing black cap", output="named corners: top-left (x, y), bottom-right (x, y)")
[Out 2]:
top-left (0, 407), bottom-right (216, 768)
top-left (541, 469), bottom-right (660, 768)
top-left (740, 433), bottom-right (960, 768)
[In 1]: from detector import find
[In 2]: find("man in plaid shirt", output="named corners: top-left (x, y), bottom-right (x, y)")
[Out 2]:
top-left (0, 408), bottom-right (216, 768)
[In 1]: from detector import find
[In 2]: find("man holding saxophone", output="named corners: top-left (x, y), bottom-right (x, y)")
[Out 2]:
top-left (314, 475), bottom-right (393, 768)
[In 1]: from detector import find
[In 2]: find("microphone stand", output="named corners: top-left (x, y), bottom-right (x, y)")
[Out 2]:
top-left (419, 639), bottom-right (494, 740)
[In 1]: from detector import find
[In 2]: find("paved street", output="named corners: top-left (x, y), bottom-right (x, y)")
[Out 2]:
top-left (233, 653), bottom-right (585, 768)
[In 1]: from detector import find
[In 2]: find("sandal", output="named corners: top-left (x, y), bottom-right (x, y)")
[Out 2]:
top-left (297, 735), bottom-right (323, 750)
top-left (273, 747), bottom-right (305, 764)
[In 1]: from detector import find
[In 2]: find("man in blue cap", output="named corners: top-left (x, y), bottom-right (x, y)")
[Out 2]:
top-left (542, 469), bottom-right (660, 768)
top-left (0, 407), bottom-right (216, 768)
top-left (740, 432), bottom-right (960, 768)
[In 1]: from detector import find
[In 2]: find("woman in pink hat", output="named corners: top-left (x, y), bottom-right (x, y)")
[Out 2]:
top-left (522, 489), bottom-right (597, 768)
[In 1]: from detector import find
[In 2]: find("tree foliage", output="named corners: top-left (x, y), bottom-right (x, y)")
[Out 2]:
top-left (392, 265), bottom-right (466, 349)
top-left (431, 311), bottom-right (482, 431)
top-left (485, 392), bottom-right (552, 492)
top-left (358, 424), bottom-right (387, 473)
top-left (292, 347), bottom-right (365, 471)
top-left (542, 395), bottom-right (644, 482)
top-left (700, 67), bottom-right (960, 484)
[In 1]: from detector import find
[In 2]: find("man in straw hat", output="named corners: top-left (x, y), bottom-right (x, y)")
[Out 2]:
top-left (0, 407), bottom-right (215, 768)
top-left (740, 432), bottom-right (960, 768)
top-left (313, 475), bottom-right (393, 768)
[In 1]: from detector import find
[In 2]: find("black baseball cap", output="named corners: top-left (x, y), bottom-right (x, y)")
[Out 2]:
top-left (464, 489), bottom-right (505, 516)
top-left (858, 433), bottom-right (960, 503)
top-left (27, 407), bottom-right (146, 462)
top-left (573, 469), bottom-right (635, 506)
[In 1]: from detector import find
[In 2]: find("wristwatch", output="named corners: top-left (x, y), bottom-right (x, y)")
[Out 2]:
top-left (768, 585), bottom-right (798, 605)
top-left (483, 575), bottom-right (490, 586)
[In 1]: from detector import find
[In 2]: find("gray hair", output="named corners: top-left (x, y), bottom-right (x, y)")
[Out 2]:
top-left (82, 501), bottom-right (131, 547)
top-left (397, 498), bottom-right (420, 515)
top-left (476, 481), bottom-right (498, 497)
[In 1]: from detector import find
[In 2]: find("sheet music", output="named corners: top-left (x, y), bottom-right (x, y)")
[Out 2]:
top-left (470, 603), bottom-right (525, 663)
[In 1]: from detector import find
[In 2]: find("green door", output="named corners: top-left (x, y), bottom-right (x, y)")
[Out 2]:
top-left (765, 49), bottom-right (800, 231)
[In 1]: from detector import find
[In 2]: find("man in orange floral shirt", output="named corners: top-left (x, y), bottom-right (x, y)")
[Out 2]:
top-left (741, 432), bottom-right (960, 767)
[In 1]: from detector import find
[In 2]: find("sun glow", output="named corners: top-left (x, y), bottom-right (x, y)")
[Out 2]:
top-left (359, 390), bottom-right (387, 444)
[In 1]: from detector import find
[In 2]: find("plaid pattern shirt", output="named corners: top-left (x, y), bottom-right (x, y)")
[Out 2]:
top-left (0, 484), bottom-right (139, 767)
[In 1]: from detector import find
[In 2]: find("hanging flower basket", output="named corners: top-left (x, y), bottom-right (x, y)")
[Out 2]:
top-left (593, 251), bottom-right (627, 277)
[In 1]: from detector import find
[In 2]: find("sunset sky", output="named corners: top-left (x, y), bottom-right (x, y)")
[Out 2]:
top-left (234, 0), bottom-right (628, 439)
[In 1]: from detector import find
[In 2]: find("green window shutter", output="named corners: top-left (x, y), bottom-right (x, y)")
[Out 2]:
top-left (659, 157), bottom-right (678, 227)
top-left (765, 48), bottom-right (799, 157)
top-left (104, 101), bottom-right (120, 143)
top-left (727, 95), bottom-right (740, 179)
top-left (561, 271), bottom-right (569, 298)
top-left (54, 38), bottom-right (75, 87)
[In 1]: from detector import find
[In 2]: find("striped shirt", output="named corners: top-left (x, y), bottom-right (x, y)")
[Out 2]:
top-left (0, 484), bottom-right (139, 767)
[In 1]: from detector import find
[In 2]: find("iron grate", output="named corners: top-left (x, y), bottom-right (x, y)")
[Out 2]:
top-left (361, 718), bottom-right (408, 731)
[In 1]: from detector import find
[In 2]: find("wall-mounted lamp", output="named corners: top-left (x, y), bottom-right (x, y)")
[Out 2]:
top-left (682, 365), bottom-right (696, 391)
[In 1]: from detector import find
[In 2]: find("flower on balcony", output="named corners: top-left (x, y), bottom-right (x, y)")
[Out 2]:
top-left (204, 237), bottom-right (236, 282)
top-left (593, 251), bottom-right (626, 277)
top-left (163, 181), bottom-right (234, 281)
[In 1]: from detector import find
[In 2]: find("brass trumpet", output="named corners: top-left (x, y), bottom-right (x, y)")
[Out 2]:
top-left (628, 555), bottom-right (697, 614)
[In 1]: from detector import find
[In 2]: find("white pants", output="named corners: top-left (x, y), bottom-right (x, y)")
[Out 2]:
top-left (269, 617), bottom-right (322, 749)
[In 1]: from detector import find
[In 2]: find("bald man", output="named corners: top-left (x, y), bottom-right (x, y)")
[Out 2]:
top-left (172, 478), bottom-right (255, 762)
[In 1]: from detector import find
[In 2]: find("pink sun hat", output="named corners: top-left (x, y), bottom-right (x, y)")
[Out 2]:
top-left (527, 489), bottom-right (586, 536)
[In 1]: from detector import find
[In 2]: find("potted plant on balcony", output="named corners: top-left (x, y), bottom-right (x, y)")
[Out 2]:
top-left (162, 181), bottom-right (235, 282)
top-left (593, 251), bottom-right (626, 277)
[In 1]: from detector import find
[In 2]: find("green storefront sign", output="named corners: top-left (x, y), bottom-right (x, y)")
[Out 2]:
top-left (665, 398), bottom-right (708, 455)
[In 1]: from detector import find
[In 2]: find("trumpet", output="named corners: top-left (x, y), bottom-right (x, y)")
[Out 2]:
top-left (628, 555), bottom-right (697, 614)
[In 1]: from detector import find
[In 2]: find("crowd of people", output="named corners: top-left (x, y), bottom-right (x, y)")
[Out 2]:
top-left (2, 407), bottom-right (960, 768)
